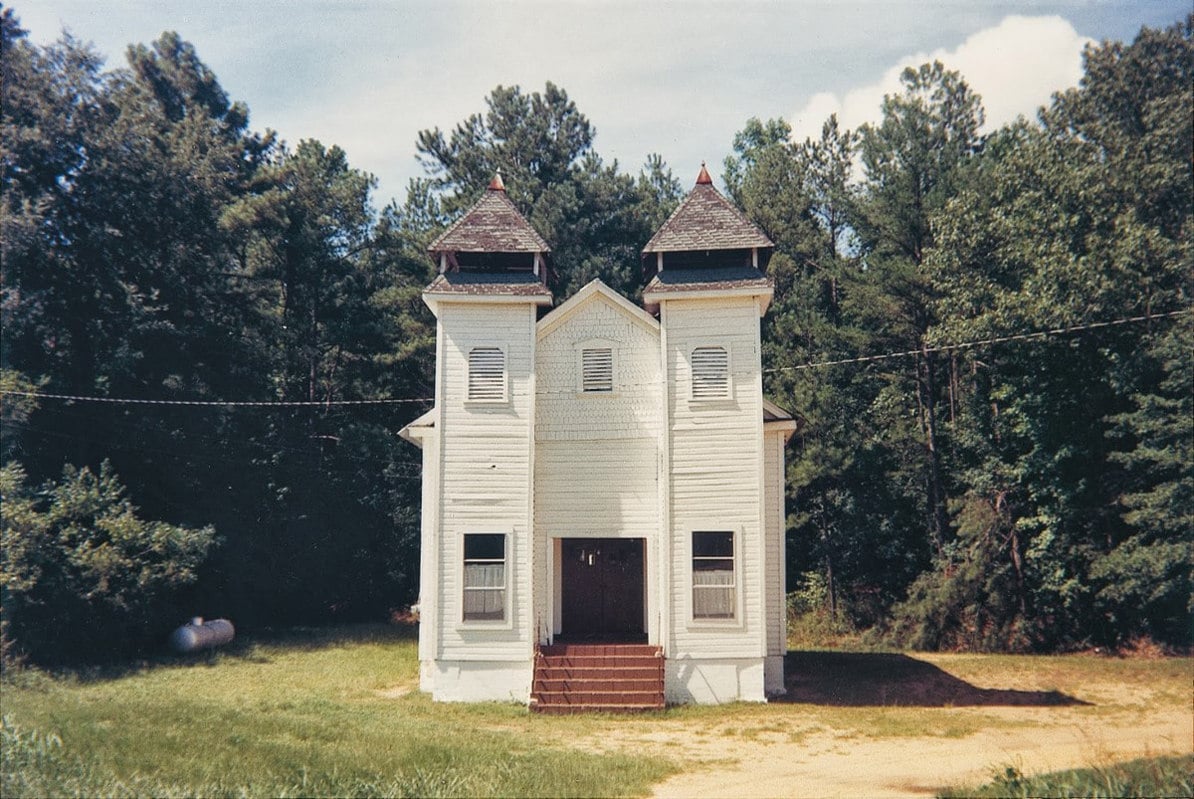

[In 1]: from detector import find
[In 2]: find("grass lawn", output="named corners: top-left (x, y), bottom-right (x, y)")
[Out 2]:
top-left (1, 624), bottom-right (675, 798)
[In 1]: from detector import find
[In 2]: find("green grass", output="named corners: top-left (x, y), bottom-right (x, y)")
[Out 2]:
top-left (939, 754), bottom-right (1194, 798)
top-left (1, 624), bottom-right (674, 798)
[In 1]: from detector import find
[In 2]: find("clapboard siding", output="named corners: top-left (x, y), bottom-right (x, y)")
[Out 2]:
top-left (437, 302), bottom-right (535, 661)
top-left (665, 297), bottom-right (765, 660)
top-left (535, 440), bottom-right (658, 536)
top-left (764, 430), bottom-right (786, 658)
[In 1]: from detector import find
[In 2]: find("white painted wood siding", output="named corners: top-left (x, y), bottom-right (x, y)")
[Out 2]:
top-left (533, 293), bottom-right (663, 638)
top-left (764, 429), bottom-right (787, 658)
top-left (664, 297), bottom-right (766, 660)
top-left (436, 302), bottom-right (536, 661)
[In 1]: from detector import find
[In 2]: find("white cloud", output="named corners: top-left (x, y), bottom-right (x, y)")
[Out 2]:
top-left (788, 15), bottom-right (1092, 144)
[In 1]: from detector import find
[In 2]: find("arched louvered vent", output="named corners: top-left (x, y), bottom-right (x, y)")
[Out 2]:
top-left (691, 346), bottom-right (729, 400)
top-left (581, 347), bottom-right (613, 393)
top-left (468, 347), bottom-right (506, 401)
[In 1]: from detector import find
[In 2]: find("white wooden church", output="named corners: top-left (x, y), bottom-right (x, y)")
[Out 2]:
top-left (400, 166), bottom-right (796, 710)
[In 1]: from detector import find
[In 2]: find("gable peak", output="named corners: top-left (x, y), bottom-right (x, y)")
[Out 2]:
top-left (488, 170), bottom-right (506, 192)
top-left (695, 161), bottom-right (713, 185)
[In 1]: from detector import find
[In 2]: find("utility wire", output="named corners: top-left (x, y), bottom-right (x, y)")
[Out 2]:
top-left (0, 310), bottom-right (1187, 405)
top-left (0, 391), bottom-right (433, 407)
top-left (764, 309), bottom-right (1190, 374)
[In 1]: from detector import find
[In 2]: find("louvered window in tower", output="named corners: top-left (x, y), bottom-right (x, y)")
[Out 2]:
top-left (581, 347), bottom-right (613, 393)
top-left (691, 346), bottom-right (729, 400)
top-left (467, 347), bottom-right (506, 401)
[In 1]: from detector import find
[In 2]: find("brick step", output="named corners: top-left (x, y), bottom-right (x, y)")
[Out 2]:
top-left (532, 703), bottom-right (663, 715)
top-left (534, 666), bottom-right (662, 681)
top-left (538, 644), bottom-right (661, 657)
top-left (535, 656), bottom-right (663, 669)
top-left (533, 677), bottom-right (663, 693)
top-left (532, 690), bottom-right (664, 706)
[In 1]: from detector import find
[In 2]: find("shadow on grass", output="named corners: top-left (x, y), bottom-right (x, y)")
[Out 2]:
top-left (20, 622), bottom-right (418, 685)
top-left (778, 651), bottom-right (1089, 707)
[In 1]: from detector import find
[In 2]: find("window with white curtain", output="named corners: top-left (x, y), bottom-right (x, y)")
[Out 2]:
top-left (692, 531), bottom-right (735, 620)
top-left (691, 346), bottom-right (729, 400)
top-left (463, 533), bottom-right (506, 621)
top-left (467, 347), bottom-right (506, 401)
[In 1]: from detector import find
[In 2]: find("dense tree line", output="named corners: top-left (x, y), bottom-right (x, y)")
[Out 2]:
top-left (730, 17), bottom-right (1191, 651)
top-left (1, 7), bottom-right (1188, 662)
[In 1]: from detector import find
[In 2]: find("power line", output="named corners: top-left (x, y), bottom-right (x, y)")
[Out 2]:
top-left (0, 391), bottom-right (433, 408)
top-left (1, 311), bottom-right (1187, 407)
top-left (765, 309), bottom-right (1190, 374)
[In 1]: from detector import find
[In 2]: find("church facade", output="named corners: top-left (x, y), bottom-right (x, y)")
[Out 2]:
top-left (400, 168), bottom-right (795, 707)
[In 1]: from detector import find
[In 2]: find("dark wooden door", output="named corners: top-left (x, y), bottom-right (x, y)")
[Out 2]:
top-left (561, 539), bottom-right (644, 639)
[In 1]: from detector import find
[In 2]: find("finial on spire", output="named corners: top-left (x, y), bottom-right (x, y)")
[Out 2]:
top-left (696, 161), bottom-right (712, 185)
top-left (488, 169), bottom-right (506, 192)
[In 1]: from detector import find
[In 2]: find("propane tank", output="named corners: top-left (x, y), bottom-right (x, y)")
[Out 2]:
top-left (169, 617), bottom-right (235, 653)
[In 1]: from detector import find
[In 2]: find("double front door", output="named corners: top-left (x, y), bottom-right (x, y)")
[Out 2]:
top-left (560, 538), bottom-right (645, 640)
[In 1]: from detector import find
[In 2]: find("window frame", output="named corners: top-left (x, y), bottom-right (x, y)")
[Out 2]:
top-left (466, 346), bottom-right (508, 404)
top-left (689, 344), bottom-right (731, 402)
top-left (460, 532), bottom-right (510, 626)
top-left (690, 529), bottom-right (741, 625)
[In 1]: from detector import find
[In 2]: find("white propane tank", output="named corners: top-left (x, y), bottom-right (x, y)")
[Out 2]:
top-left (169, 617), bottom-right (235, 653)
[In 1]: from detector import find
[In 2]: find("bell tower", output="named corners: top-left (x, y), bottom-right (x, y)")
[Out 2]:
top-left (413, 174), bottom-right (552, 700)
top-left (642, 164), bottom-right (785, 701)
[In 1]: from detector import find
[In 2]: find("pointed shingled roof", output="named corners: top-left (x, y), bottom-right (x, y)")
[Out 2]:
top-left (642, 164), bottom-right (774, 253)
top-left (428, 177), bottom-right (550, 254)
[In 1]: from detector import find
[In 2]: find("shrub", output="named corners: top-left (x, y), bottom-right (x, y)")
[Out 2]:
top-left (1, 461), bottom-right (217, 663)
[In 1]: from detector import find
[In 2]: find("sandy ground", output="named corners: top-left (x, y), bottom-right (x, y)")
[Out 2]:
top-left (571, 652), bottom-right (1193, 798)
top-left (645, 708), bottom-right (1190, 798)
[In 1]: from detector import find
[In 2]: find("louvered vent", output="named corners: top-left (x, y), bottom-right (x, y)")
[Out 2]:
top-left (468, 347), bottom-right (506, 401)
top-left (691, 346), bottom-right (729, 400)
top-left (581, 348), bottom-right (613, 393)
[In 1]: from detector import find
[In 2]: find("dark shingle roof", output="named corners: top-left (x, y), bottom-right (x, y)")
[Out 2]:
top-left (428, 186), bottom-right (550, 254)
top-left (643, 267), bottom-right (773, 293)
top-left (642, 176), bottom-right (773, 254)
top-left (424, 272), bottom-right (552, 298)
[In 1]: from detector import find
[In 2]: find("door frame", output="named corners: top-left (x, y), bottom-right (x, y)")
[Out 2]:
top-left (550, 536), bottom-right (650, 643)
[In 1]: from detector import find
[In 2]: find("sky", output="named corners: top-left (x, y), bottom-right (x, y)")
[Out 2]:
top-left (17, 1), bottom-right (1189, 209)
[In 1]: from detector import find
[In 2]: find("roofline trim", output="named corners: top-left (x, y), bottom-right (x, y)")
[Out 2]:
top-left (537, 279), bottom-right (660, 340)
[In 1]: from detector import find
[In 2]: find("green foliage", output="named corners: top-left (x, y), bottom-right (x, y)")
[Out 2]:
top-left (939, 755), bottom-right (1194, 799)
top-left (1, 461), bottom-right (216, 661)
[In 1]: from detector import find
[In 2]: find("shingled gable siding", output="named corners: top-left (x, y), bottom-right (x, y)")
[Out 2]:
top-left (664, 296), bottom-right (766, 668)
top-left (437, 302), bottom-right (536, 663)
top-left (533, 292), bottom-right (663, 640)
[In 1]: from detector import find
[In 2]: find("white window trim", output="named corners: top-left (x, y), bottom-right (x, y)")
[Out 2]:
top-left (459, 531), bottom-right (513, 629)
top-left (689, 343), bottom-right (732, 403)
top-left (575, 337), bottom-right (619, 397)
top-left (465, 346), bottom-right (508, 404)
top-left (688, 528), bottom-right (744, 628)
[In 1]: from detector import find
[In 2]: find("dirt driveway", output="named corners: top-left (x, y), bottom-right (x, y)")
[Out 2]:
top-left (577, 651), bottom-right (1193, 798)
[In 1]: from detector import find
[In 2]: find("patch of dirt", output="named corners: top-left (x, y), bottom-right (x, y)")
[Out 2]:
top-left (571, 653), bottom-right (1193, 798)
top-left (373, 684), bottom-right (414, 698)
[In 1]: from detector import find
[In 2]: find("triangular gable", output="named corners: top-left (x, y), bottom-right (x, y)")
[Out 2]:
top-left (537, 279), bottom-right (659, 340)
